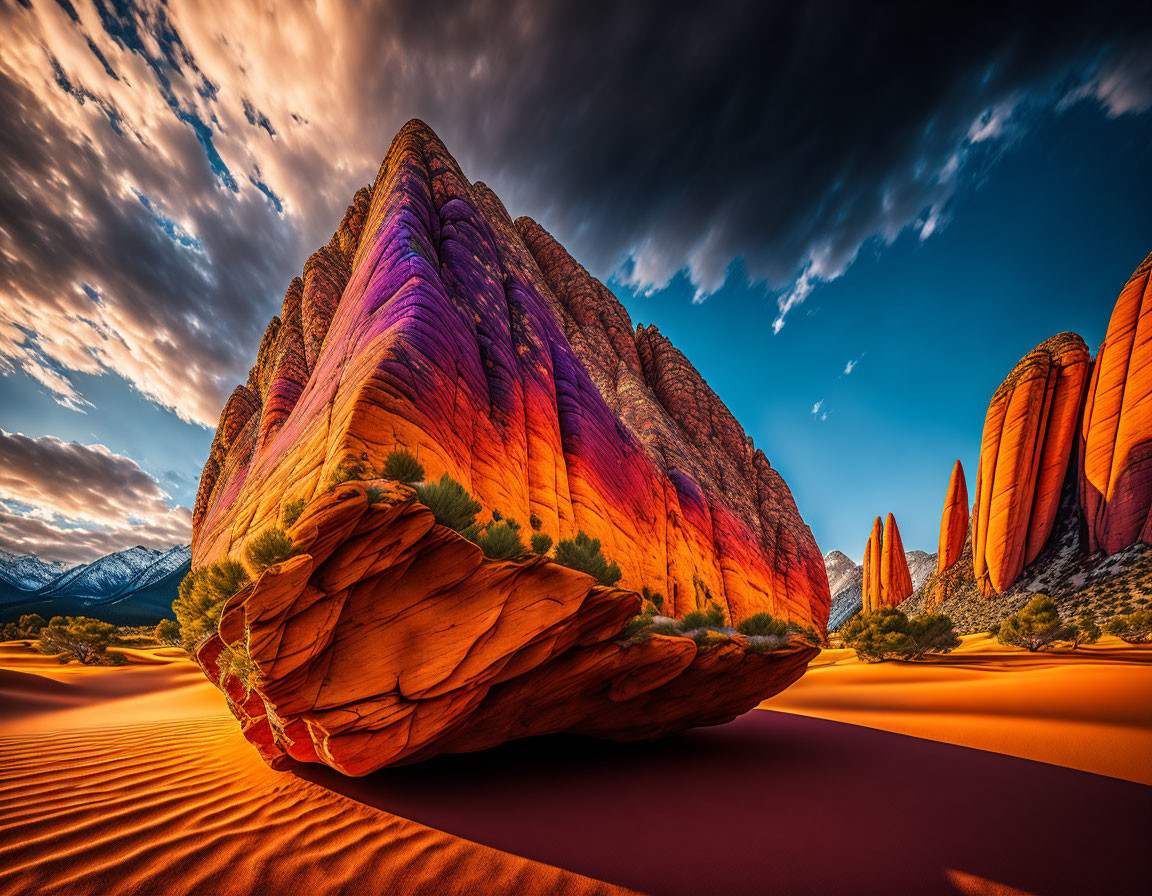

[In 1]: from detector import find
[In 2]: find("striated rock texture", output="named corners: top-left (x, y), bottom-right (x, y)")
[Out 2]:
top-left (189, 120), bottom-right (827, 771)
top-left (1081, 251), bottom-right (1152, 556)
top-left (937, 460), bottom-right (969, 575)
top-left (971, 333), bottom-right (1090, 597)
top-left (862, 514), bottom-right (913, 612)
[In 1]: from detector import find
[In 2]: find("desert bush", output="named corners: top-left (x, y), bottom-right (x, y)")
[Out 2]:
top-left (37, 616), bottom-right (123, 665)
top-left (476, 519), bottom-right (526, 560)
top-left (217, 637), bottom-right (260, 694)
top-left (530, 532), bottom-right (553, 556)
top-left (737, 611), bottom-right (787, 637)
top-left (1105, 609), bottom-right (1152, 643)
top-left (382, 448), bottom-right (424, 483)
top-left (907, 612), bottom-right (961, 658)
top-left (529, 513), bottom-right (543, 531)
top-left (245, 527), bottom-right (297, 575)
top-left (841, 608), bottom-right (914, 661)
top-left (553, 531), bottom-right (622, 587)
top-left (997, 594), bottom-right (1073, 652)
top-left (414, 473), bottom-right (482, 533)
top-left (786, 622), bottom-right (825, 647)
top-left (282, 498), bottom-right (306, 528)
top-left (1071, 609), bottom-right (1101, 649)
top-left (691, 629), bottom-right (730, 648)
top-left (641, 587), bottom-right (664, 613)
top-left (680, 601), bottom-right (725, 630)
top-left (328, 456), bottom-right (370, 486)
top-left (0, 622), bottom-right (21, 640)
top-left (365, 485), bottom-right (386, 504)
top-left (173, 559), bottom-right (250, 652)
top-left (154, 618), bottom-right (181, 645)
top-left (18, 613), bottom-right (47, 636)
top-left (987, 620), bottom-right (1003, 638)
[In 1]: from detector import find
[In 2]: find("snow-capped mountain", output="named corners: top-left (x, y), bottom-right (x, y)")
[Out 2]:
top-left (0, 550), bottom-right (66, 591)
top-left (823, 548), bottom-right (939, 631)
top-left (905, 550), bottom-right (939, 592)
top-left (0, 545), bottom-right (191, 624)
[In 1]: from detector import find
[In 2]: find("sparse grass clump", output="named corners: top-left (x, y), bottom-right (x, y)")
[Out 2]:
top-left (382, 448), bottom-right (424, 483)
top-left (328, 456), bottom-right (370, 487)
top-left (680, 601), bottom-right (725, 630)
top-left (217, 636), bottom-right (260, 694)
top-left (154, 618), bottom-right (181, 645)
top-left (737, 611), bottom-right (787, 637)
top-left (414, 473), bottom-right (482, 533)
top-left (641, 587), bottom-right (664, 613)
top-left (530, 532), bottom-right (553, 556)
top-left (553, 532), bottom-right (622, 587)
top-left (476, 518), bottom-right (526, 560)
top-left (173, 560), bottom-right (250, 653)
top-left (37, 616), bottom-right (124, 665)
top-left (245, 527), bottom-right (296, 575)
top-left (282, 498), bottom-right (306, 528)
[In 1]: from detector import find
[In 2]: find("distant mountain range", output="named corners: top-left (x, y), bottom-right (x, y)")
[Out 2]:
top-left (0, 545), bottom-right (190, 625)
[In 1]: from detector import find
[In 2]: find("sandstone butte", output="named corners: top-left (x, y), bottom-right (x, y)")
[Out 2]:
top-left (188, 120), bottom-right (828, 774)
top-left (1081, 250), bottom-right (1152, 556)
top-left (937, 459), bottom-right (969, 574)
top-left (971, 333), bottom-right (1090, 597)
top-left (861, 513), bottom-right (912, 612)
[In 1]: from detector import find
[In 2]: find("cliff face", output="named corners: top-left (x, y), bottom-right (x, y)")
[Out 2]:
top-left (937, 460), bottom-right (969, 574)
top-left (193, 120), bottom-right (828, 630)
top-left (1081, 251), bottom-right (1152, 556)
top-left (188, 120), bottom-right (828, 772)
top-left (862, 513), bottom-right (912, 612)
top-left (971, 333), bottom-right (1090, 597)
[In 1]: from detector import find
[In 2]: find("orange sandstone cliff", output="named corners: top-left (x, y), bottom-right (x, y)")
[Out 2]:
top-left (187, 120), bottom-right (828, 772)
top-left (937, 460), bottom-right (969, 574)
top-left (971, 333), bottom-right (1090, 597)
top-left (862, 513), bottom-right (912, 612)
top-left (1081, 251), bottom-right (1152, 556)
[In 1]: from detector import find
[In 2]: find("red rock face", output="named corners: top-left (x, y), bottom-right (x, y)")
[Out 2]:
top-left (1081, 251), bottom-right (1152, 556)
top-left (971, 333), bottom-right (1090, 597)
top-left (937, 460), bottom-right (969, 574)
top-left (188, 120), bottom-right (828, 771)
top-left (862, 513), bottom-right (912, 611)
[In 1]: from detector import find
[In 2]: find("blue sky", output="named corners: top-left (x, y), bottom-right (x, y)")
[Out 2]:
top-left (0, 1), bottom-right (1149, 564)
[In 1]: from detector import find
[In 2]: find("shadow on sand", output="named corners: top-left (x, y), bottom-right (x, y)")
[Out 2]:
top-left (296, 710), bottom-right (1151, 895)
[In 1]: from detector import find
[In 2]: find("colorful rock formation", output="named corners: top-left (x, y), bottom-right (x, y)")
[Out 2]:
top-left (971, 333), bottom-right (1090, 597)
top-left (862, 513), bottom-right (912, 611)
top-left (188, 120), bottom-right (828, 771)
top-left (937, 460), bottom-right (969, 574)
top-left (1081, 251), bottom-right (1152, 556)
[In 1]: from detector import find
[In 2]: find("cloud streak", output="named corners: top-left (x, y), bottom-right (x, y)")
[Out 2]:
top-left (0, 0), bottom-right (1149, 429)
top-left (0, 430), bottom-right (190, 563)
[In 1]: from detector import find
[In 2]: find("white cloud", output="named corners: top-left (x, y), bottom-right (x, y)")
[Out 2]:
top-left (811, 399), bottom-right (824, 417)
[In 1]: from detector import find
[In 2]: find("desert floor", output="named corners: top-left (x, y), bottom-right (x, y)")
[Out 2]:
top-left (1, 634), bottom-right (1150, 896)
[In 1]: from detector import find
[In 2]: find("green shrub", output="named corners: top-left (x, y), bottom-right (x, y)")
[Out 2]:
top-left (476, 519), bottom-right (526, 559)
top-left (365, 485), bottom-right (386, 504)
top-left (245, 527), bottom-right (297, 575)
top-left (382, 448), bottom-right (425, 483)
top-left (907, 612), bottom-right (961, 658)
top-left (154, 618), bottom-right (181, 645)
top-left (18, 613), bottom-right (47, 636)
top-left (553, 532), bottom-right (622, 586)
top-left (1072, 609), bottom-right (1101, 649)
top-left (0, 622), bottom-right (20, 641)
top-left (641, 587), bottom-right (664, 612)
top-left (997, 594), bottom-right (1073, 652)
top-left (841, 608), bottom-right (915, 662)
top-left (282, 498), bottom-right (306, 528)
top-left (737, 611), bottom-right (787, 637)
top-left (680, 601), bottom-right (725, 630)
top-left (37, 616), bottom-right (122, 665)
top-left (173, 559), bottom-right (250, 652)
top-left (328, 456), bottom-right (369, 486)
top-left (217, 637), bottom-right (260, 694)
top-left (1105, 609), bottom-right (1152, 643)
top-left (530, 532), bottom-right (553, 556)
top-left (647, 619), bottom-right (684, 636)
top-left (787, 622), bottom-right (825, 647)
top-left (414, 473), bottom-right (482, 532)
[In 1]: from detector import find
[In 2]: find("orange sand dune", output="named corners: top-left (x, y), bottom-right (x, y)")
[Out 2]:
top-left (0, 642), bottom-right (630, 896)
top-left (767, 633), bottom-right (1152, 784)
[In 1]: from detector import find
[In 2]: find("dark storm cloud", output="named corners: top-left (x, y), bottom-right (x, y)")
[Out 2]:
top-left (1, 0), bottom-right (1150, 432)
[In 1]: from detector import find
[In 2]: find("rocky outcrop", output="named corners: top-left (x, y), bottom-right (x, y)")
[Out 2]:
top-left (189, 120), bottom-right (828, 772)
top-left (905, 550), bottom-right (938, 592)
top-left (1081, 251), bottom-right (1152, 556)
top-left (971, 333), bottom-right (1090, 597)
top-left (862, 514), bottom-right (913, 612)
top-left (938, 460), bottom-right (969, 574)
top-left (825, 550), bottom-right (863, 630)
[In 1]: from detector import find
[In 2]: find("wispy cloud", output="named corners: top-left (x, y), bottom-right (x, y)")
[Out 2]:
top-left (843, 358), bottom-right (858, 375)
